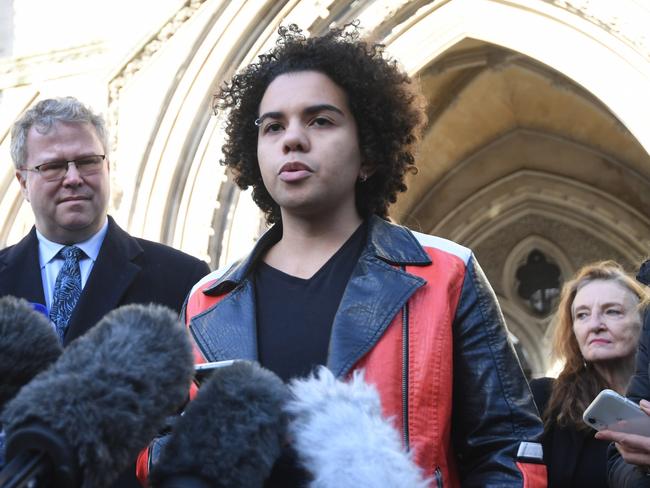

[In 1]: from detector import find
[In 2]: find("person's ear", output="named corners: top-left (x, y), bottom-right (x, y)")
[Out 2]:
top-left (358, 163), bottom-right (376, 183)
top-left (15, 170), bottom-right (30, 202)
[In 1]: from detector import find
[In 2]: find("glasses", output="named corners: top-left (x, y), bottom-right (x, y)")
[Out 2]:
top-left (21, 155), bottom-right (106, 182)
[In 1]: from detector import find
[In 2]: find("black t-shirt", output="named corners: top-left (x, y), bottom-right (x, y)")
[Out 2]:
top-left (255, 221), bottom-right (367, 487)
top-left (254, 221), bottom-right (367, 382)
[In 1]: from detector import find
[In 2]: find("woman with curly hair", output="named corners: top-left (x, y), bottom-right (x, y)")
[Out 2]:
top-left (531, 261), bottom-right (649, 487)
top-left (141, 23), bottom-right (546, 487)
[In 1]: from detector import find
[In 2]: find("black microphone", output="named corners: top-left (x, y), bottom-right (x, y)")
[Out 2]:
top-left (0, 296), bottom-right (62, 411)
top-left (149, 361), bottom-right (289, 488)
top-left (0, 303), bottom-right (195, 488)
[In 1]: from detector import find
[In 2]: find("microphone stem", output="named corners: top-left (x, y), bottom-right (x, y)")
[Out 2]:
top-left (0, 451), bottom-right (49, 488)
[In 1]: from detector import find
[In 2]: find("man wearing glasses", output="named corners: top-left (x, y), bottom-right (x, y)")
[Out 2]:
top-left (1, 96), bottom-right (209, 486)
top-left (2, 96), bottom-right (209, 344)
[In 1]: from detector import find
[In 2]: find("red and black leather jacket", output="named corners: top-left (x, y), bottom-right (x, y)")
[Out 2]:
top-left (139, 216), bottom-right (546, 487)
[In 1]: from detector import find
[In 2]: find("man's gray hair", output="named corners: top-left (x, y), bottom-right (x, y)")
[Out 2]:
top-left (10, 96), bottom-right (109, 169)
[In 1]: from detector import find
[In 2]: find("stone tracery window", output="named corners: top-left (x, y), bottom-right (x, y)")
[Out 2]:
top-left (515, 249), bottom-right (561, 317)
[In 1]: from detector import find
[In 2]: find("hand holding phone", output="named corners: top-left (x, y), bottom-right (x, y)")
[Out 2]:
top-left (583, 389), bottom-right (650, 436)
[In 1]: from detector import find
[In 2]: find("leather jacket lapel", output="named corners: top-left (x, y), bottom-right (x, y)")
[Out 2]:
top-left (189, 226), bottom-right (282, 362)
top-left (326, 217), bottom-right (430, 378)
top-left (327, 254), bottom-right (426, 378)
top-left (190, 280), bottom-right (258, 361)
top-left (190, 217), bottom-right (431, 372)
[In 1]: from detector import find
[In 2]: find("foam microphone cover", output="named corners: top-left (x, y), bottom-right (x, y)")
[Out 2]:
top-left (149, 361), bottom-right (289, 488)
top-left (0, 295), bottom-right (62, 410)
top-left (286, 367), bottom-right (430, 488)
top-left (2, 303), bottom-right (194, 488)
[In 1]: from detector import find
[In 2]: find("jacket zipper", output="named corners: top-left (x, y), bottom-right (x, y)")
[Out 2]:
top-left (434, 466), bottom-right (444, 488)
top-left (402, 299), bottom-right (410, 450)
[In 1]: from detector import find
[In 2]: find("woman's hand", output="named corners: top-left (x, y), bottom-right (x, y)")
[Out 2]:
top-left (595, 399), bottom-right (650, 467)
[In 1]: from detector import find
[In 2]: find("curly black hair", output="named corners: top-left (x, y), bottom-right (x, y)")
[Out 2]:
top-left (213, 22), bottom-right (426, 224)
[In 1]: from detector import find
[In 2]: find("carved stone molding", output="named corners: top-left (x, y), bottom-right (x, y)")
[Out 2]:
top-left (0, 42), bottom-right (105, 90)
top-left (435, 170), bottom-right (650, 259)
top-left (107, 0), bottom-right (209, 151)
top-left (544, 0), bottom-right (650, 59)
top-left (106, 0), bottom-right (209, 211)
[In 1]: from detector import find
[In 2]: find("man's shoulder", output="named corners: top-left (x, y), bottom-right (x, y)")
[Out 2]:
top-left (132, 237), bottom-right (211, 282)
top-left (0, 242), bottom-right (14, 258)
top-left (0, 243), bottom-right (14, 269)
top-left (0, 231), bottom-right (36, 263)
top-left (106, 217), bottom-right (206, 266)
top-left (132, 236), bottom-right (206, 265)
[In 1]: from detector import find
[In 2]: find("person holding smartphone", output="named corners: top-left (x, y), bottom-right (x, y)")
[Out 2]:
top-left (530, 261), bottom-right (649, 487)
top-left (598, 259), bottom-right (650, 486)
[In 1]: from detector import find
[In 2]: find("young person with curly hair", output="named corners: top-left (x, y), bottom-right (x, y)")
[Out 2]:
top-left (142, 23), bottom-right (546, 487)
top-left (530, 261), bottom-right (648, 487)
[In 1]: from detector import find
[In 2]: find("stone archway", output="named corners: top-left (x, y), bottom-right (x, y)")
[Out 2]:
top-left (1, 0), bottom-right (649, 373)
top-left (109, 2), bottom-right (650, 376)
top-left (102, 0), bottom-right (650, 271)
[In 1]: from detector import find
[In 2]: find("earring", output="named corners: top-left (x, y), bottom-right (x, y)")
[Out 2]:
top-left (359, 173), bottom-right (367, 183)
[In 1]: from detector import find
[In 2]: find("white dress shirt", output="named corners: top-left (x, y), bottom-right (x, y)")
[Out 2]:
top-left (36, 219), bottom-right (109, 312)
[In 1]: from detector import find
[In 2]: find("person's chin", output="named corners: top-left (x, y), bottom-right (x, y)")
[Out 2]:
top-left (59, 217), bottom-right (101, 235)
top-left (586, 351), bottom-right (618, 363)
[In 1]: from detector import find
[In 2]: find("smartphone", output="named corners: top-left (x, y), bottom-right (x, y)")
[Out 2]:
top-left (583, 389), bottom-right (650, 436)
top-left (194, 360), bottom-right (241, 383)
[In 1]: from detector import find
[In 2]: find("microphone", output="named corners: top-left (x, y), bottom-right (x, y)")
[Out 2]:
top-left (0, 296), bottom-right (62, 411)
top-left (285, 367), bottom-right (430, 487)
top-left (149, 361), bottom-right (289, 488)
top-left (0, 303), bottom-right (195, 488)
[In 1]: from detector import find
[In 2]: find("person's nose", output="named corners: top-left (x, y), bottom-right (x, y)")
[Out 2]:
top-left (61, 162), bottom-right (83, 187)
top-left (587, 311), bottom-right (607, 331)
top-left (282, 123), bottom-right (310, 154)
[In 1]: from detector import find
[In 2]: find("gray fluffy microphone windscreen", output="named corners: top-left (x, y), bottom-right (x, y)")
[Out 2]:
top-left (0, 296), bottom-right (62, 411)
top-left (286, 367), bottom-right (430, 488)
top-left (149, 361), bottom-right (289, 488)
top-left (2, 303), bottom-right (194, 488)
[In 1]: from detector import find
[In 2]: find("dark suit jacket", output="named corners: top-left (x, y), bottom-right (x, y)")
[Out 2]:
top-left (0, 215), bottom-right (210, 486)
top-left (531, 377), bottom-right (609, 488)
top-left (0, 215), bottom-right (210, 345)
